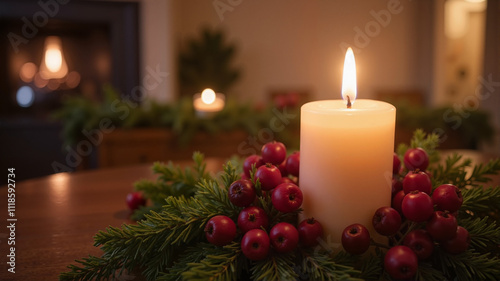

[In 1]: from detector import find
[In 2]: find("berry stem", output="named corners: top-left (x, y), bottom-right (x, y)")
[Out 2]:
top-left (395, 220), bottom-right (420, 245)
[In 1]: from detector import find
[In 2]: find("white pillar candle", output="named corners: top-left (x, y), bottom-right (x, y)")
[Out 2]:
top-left (299, 48), bottom-right (396, 249)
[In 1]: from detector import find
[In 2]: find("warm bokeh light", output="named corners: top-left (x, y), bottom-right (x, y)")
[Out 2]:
top-left (341, 47), bottom-right (357, 105)
top-left (201, 88), bottom-right (216, 104)
top-left (65, 71), bottom-right (81, 89)
top-left (34, 72), bottom-right (49, 88)
top-left (19, 62), bottom-right (37, 83)
top-left (40, 36), bottom-right (68, 79)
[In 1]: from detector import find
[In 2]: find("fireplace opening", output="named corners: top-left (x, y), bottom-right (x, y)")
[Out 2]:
top-left (0, 0), bottom-right (140, 180)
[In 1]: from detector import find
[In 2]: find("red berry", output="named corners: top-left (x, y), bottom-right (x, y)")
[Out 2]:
top-left (204, 215), bottom-right (237, 246)
top-left (442, 226), bottom-right (470, 254)
top-left (228, 179), bottom-right (256, 207)
top-left (393, 153), bottom-right (401, 175)
top-left (403, 229), bottom-right (434, 260)
top-left (285, 151), bottom-right (300, 177)
top-left (255, 163), bottom-right (282, 191)
top-left (277, 160), bottom-right (288, 177)
top-left (391, 190), bottom-right (406, 215)
top-left (243, 155), bottom-right (264, 178)
top-left (341, 223), bottom-right (371, 255)
top-left (241, 229), bottom-right (270, 260)
top-left (384, 245), bottom-right (418, 280)
top-left (298, 218), bottom-right (323, 247)
top-left (432, 184), bottom-right (463, 213)
top-left (271, 183), bottom-right (303, 213)
top-left (426, 211), bottom-right (458, 241)
top-left (404, 147), bottom-right (429, 171)
top-left (126, 192), bottom-right (146, 210)
top-left (269, 222), bottom-right (299, 253)
top-left (403, 170), bottom-right (432, 195)
top-left (261, 141), bottom-right (287, 165)
top-left (372, 206), bottom-right (402, 236)
top-left (281, 177), bottom-right (295, 184)
top-left (237, 206), bottom-right (269, 233)
top-left (391, 178), bottom-right (403, 197)
top-left (402, 191), bottom-right (434, 222)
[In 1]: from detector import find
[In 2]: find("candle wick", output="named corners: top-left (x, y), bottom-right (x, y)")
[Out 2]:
top-left (346, 95), bottom-right (352, 109)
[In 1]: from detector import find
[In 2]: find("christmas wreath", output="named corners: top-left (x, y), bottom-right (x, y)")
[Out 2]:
top-left (60, 130), bottom-right (500, 281)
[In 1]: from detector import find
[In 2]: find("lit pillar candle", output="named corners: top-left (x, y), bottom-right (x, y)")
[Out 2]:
top-left (193, 88), bottom-right (225, 118)
top-left (299, 48), bottom-right (396, 249)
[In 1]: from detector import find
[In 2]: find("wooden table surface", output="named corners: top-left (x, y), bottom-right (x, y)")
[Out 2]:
top-left (0, 151), bottom-right (498, 280)
top-left (0, 158), bottom-right (226, 281)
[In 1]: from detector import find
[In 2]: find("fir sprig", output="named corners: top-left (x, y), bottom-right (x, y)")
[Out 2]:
top-left (396, 129), bottom-right (440, 164)
top-left (299, 249), bottom-right (362, 281)
top-left (460, 186), bottom-right (500, 220)
top-left (180, 242), bottom-right (243, 281)
top-left (460, 216), bottom-right (500, 255)
top-left (430, 154), bottom-right (500, 188)
top-left (431, 248), bottom-right (500, 281)
top-left (133, 152), bottom-right (212, 220)
top-left (251, 253), bottom-right (298, 281)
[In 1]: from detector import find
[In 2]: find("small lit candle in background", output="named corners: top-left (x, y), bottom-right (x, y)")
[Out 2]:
top-left (299, 48), bottom-right (396, 249)
top-left (193, 88), bottom-right (225, 118)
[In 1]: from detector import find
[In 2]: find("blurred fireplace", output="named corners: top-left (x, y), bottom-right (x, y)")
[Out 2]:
top-left (0, 0), bottom-right (140, 180)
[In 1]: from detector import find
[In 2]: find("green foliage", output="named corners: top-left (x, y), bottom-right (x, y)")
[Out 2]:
top-left (460, 187), bottom-right (500, 222)
top-left (178, 27), bottom-right (241, 96)
top-left (396, 129), bottom-right (440, 164)
top-left (395, 102), bottom-right (494, 149)
top-left (180, 242), bottom-right (243, 281)
top-left (251, 253), bottom-right (298, 281)
top-left (429, 154), bottom-right (500, 188)
top-left (431, 249), bottom-right (500, 281)
top-left (300, 249), bottom-right (362, 281)
top-left (60, 130), bottom-right (500, 281)
top-left (52, 86), bottom-right (300, 149)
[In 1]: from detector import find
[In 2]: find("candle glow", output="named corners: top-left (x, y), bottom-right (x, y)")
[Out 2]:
top-left (201, 88), bottom-right (216, 104)
top-left (341, 47), bottom-right (357, 106)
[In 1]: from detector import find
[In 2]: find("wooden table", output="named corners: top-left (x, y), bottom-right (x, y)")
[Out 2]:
top-left (0, 151), bottom-right (498, 280)
top-left (0, 158), bottom-right (226, 281)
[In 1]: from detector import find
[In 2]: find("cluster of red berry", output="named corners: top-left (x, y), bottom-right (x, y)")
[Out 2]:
top-left (341, 147), bottom-right (470, 280)
top-left (204, 141), bottom-right (324, 261)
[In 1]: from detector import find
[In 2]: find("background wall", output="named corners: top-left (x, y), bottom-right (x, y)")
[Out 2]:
top-left (146, 0), bottom-right (434, 103)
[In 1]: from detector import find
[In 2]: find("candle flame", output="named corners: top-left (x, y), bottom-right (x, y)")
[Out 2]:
top-left (201, 88), bottom-right (216, 105)
top-left (40, 36), bottom-right (68, 79)
top-left (341, 47), bottom-right (357, 106)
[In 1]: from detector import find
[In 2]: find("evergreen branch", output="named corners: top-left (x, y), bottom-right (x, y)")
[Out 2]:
top-left (430, 155), bottom-right (500, 189)
top-left (299, 249), bottom-right (362, 281)
top-left (357, 251), bottom-right (384, 280)
top-left (429, 154), bottom-right (470, 187)
top-left (181, 242), bottom-right (243, 281)
top-left (432, 248), bottom-right (500, 281)
top-left (460, 186), bottom-right (500, 220)
top-left (332, 249), bottom-right (383, 280)
top-left (459, 216), bottom-right (500, 255)
top-left (158, 243), bottom-right (211, 281)
top-left (251, 252), bottom-right (298, 281)
top-left (133, 153), bottom-right (212, 220)
top-left (468, 158), bottom-right (500, 186)
top-left (397, 129), bottom-right (440, 164)
top-left (61, 165), bottom-right (240, 281)
top-left (59, 255), bottom-right (124, 281)
top-left (414, 262), bottom-right (446, 281)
